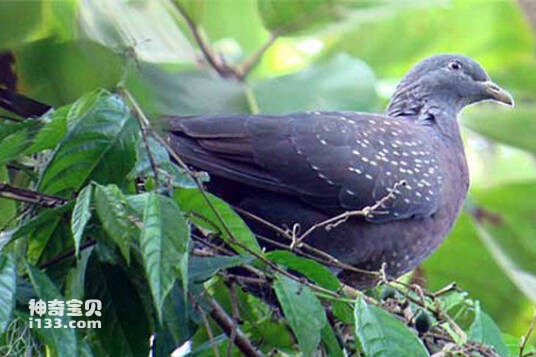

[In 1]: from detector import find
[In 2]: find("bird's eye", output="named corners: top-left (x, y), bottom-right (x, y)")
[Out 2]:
top-left (448, 60), bottom-right (462, 71)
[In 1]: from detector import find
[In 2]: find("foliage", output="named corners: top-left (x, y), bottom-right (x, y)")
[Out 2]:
top-left (0, 0), bottom-right (535, 356)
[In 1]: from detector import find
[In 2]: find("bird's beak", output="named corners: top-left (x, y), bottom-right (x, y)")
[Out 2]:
top-left (481, 81), bottom-right (514, 107)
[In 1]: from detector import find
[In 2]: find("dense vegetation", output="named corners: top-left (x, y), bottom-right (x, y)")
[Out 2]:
top-left (0, 0), bottom-right (535, 356)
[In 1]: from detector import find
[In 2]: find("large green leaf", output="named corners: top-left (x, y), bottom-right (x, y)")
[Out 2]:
top-left (257, 0), bottom-right (385, 36)
top-left (38, 90), bottom-right (139, 197)
top-left (469, 182), bottom-right (536, 303)
top-left (174, 188), bottom-right (261, 255)
top-left (354, 295), bottom-right (428, 357)
top-left (253, 53), bottom-right (378, 113)
top-left (127, 65), bottom-right (251, 118)
top-left (468, 303), bottom-right (509, 357)
top-left (274, 274), bottom-right (327, 357)
top-left (15, 40), bottom-right (123, 106)
top-left (327, 1), bottom-right (531, 79)
top-left (94, 184), bottom-right (139, 265)
top-left (0, 253), bottom-right (16, 335)
top-left (140, 192), bottom-right (190, 321)
top-left (462, 104), bottom-right (536, 154)
top-left (85, 259), bottom-right (151, 357)
top-left (258, 0), bottom-right (341, 35)
top-left (0, 2), bottom-right (44, 50)
top-left (26, 263), bottom-right (77, 357)
top-left (266, 250), bottom-right (339, 291)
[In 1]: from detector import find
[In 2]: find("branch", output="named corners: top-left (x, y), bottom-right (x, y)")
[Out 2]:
top-left (174, 3), bottom-right (238, 79)
top-left (207, 297), bottom-right (265, 357)
top-left (119, 87), bottom-right (161, 188)
top-left (0, 183), bottom-right (68, 208)
top-left (519, 311), bottom-right (536, 357)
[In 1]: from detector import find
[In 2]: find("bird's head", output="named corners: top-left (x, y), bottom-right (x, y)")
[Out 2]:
top-left (387, 54), bottom-right (514, 118)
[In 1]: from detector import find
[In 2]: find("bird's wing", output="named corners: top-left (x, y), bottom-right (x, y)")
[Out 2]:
top-left (166, 112), bottom-right (442, 223)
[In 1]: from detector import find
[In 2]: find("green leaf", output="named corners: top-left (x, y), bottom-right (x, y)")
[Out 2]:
top-left (189, 255), bottom-right (254, 283)
top-left (85, 259), bottom-right (151, 357)
top-left (468, 303), bottom-right (509, 356)
top-left (94, 184), bottom-right (138, 264)
top-left (71, 184), bottom-right (94, 258)
top-left (0, 253), bottom-right (16, 335)
top-left (0, 1), bottom-right (44, 50)
top-left (65, 247), bottom-right (94, 301)
top-left (140, 192), bottom-right (190, 321)
top-left (462, 104), bottom-right (536, 154)
top-left (153, 282), bottom-right (195, 355)
top-left (15, 40), bottom-right (123, 105)
top-left (354, 295), bottom-right (428, 357)
top-left (469, 182), bottom-right (536, 303)
top-left (257, 0), bottom-right (344, 35)
top-left (126, 66), bottom-right (250, 118)
top-left (422, 213), bottom-right (528, 331)
top-left (253, 53), bottom-right (378, 114)
top-left (23, 105), bottom-right (69, 155)
top-left (128, 136), bottom-right (202, 188)
top-left (321, 323), bottom-right (344, 357)
top-left (174, 188), bottom-right (261, 255)
top-left (14, 204), bottom-right (71, 265)
top-left (274, 274), bottom-right (327, 357)
top-left (26, 263), bottom-right (77, 357)
top-left (0, 120), bottom-right (43, 165)
top-left (37, 90), bottom-right (139, 197)
top-left (266, 250), bottom-right (339, 291)
top-left (174, 0), bottom-right (204, 24)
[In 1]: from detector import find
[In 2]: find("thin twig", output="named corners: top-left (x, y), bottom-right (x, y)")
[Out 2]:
top-left (294, 180), bottom-right (405, 247)
top-left (234, 205), bottom-right (378, 276)
top-left (196, 302), bottom-right (221, 357)
top-left (520, 311), bottom-right (536, 357)
top-left (226, 281), bottom-right (241, 357)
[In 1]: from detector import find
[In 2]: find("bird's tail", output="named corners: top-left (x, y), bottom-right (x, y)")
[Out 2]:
top-left (0, 88), bottom-right (52, 118)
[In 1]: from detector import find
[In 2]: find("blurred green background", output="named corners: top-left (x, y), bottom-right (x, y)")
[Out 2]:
top-left (0, 0), bottom-right (535, 339)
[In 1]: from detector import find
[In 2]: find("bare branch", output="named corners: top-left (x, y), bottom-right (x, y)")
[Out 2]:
top-left (0, 183), bottom-right (68, 208)
top-left (207, 297), bottom-right (265, 357)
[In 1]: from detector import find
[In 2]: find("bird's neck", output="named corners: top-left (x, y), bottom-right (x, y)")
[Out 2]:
top-left (386, 88), bottom-right (464, 145)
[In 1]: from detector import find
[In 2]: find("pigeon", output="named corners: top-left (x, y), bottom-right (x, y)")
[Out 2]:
top-left (166, 54), bottom-right (514, 287)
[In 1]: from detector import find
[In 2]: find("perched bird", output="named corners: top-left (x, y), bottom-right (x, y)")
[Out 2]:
top-left (167, 54), bottom-right (514, 287)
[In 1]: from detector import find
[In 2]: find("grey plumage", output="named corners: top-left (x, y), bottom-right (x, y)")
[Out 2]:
top-left (167, 54), bottom-right (513, 287)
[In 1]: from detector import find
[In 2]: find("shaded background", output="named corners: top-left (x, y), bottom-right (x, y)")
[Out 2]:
top-left (1, 0), bottom-right (535, 339)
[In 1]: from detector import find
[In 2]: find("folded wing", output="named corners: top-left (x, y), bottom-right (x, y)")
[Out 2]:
top-left (166, 111), bottom-right (441, 223)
